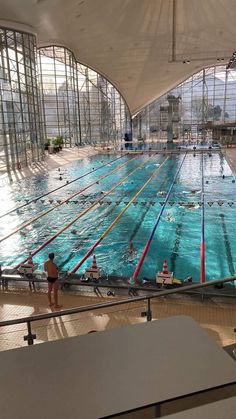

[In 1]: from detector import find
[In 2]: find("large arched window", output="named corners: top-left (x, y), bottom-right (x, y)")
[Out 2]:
top-left (133, 66), bottom-right (236, 145)
top-left (38, 46), bottom-right (130, 147)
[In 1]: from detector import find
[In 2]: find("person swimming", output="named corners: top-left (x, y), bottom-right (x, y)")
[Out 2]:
top-left (182, 190), bottom-right (201, 195)
top-left (127, 240), bottom-right (135, 256)
top-left (166, 210), bottom-right (175, 222)
top-left (71, 229), bottom-right (80, 235)
top-left (121, 240), bottom-right (137, 263)
top-left (188, 203), bottom-right (200, 209)
top-left (184, 202), bottom-right (200, 209)
top-left (26, 251), bottom-right (34, 266)
top-left (19, 230), bottom-right (27, 237)
top-left (190, 190), bottom-right (201, 194)
top-left (179, 203), bottom-right (200, 210)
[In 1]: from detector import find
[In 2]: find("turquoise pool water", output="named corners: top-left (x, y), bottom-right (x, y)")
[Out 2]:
top-left (0, 152), bottom-right (235, 282)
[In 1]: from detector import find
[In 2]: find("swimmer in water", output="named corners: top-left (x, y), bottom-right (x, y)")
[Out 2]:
top-left (19, 230), bottom-right (27, 237)
top-left (126, 240), bottom-right (135, 256)
top-left (71, 229), bottom-right (80, 236)
top-left (180, 203), bottom-right (200, 210)
top-left (182, 190), bottom-right (200, 195)
top-left (28, 251), bottom-right (34, 266)
top-left (190, 190), bottom-right (201, 194)
top-left (166, 210), bottom-right (175, 222)
top-left (157, 191), bottom-right (165, 196)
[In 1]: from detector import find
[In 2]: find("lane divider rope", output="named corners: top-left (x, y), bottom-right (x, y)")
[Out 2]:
top-left (69, 156), bottom-right (169, 274)
top-left (14, 155), bottom-right (155, 269)
top-left (0, 154), bottom-right (127, 220)
top-left (132, 153), bottom-right (187, 281)
top-left (200, 153), bottom-right (205, 283)
top-left (0, 156), bottom-right (138, 244)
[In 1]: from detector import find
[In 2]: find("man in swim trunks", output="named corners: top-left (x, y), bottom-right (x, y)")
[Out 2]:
top-left (44, 252), bottom-right (61, 308)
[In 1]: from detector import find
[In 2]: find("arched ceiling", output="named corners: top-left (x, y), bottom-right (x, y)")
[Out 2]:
top-left (0, 0), bottom-right (236, 114)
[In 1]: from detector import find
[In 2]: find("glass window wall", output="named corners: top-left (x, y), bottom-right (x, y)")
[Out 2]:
top-left (0, 27), bottom-right (44, 173)
top-left (133, 65), bottom-right (236, 145)
top-left (38, 46), bottom-right (130, 147)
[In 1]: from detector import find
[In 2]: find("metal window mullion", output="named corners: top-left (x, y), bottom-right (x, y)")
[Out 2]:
top-left (0, 40), bottom-right (11, 173)
top-left (34, 49), bottom-right (45, 160)
top-left (71, 59), bottom-right (77, 146)
top-left (22, 33), bottom-right (34, 164)
top-left (64, 50), bottom-right (72, 147)
top-left (212, 66), bottom-right (216, 127)
top-left (223, 68), bottom-right (228, 124)
top-left (190, 75), bottom-right (194, 139)
top-left (30, 37), bottom-right (41, 161)
top-left (85, 67), bottom-right (91, 143)
top-left (95, 73), bottom-right (100, 143)
top-left (76, 64), bottom-right (82, 145)
top-left (119, 95), bottom-right (122, 138)
top-left (13, 31), bottom-right (28, 166)
top-left (53, 46), bottom-right (60, 136)
top-left (4, 30), bottom-right (17, 169)
top-left (38, 50), bottom-right (47, 141)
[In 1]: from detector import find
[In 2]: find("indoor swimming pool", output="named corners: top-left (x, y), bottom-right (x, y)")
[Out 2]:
top-left (0, 151), bottom-right (235, 283)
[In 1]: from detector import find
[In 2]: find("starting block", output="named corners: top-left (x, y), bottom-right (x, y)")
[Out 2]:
top-left (84, 267), bottom-right (102, 280)
top-left (84, 254), bottom-right (101, 280)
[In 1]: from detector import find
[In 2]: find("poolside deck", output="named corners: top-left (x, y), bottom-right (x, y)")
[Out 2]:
top-left (0, 284), bottom-right (235, 352)
top-left (0, 145), bottom-right (102, 186)
top-left (224, 147), bottom-right (236, 176)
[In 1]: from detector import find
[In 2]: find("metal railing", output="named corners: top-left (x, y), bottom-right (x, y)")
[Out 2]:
top-left (0, 277), bottom-right (235, 346)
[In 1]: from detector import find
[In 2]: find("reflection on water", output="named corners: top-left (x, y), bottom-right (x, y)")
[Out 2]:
top-left (0, 152), bottom-right (235, 282)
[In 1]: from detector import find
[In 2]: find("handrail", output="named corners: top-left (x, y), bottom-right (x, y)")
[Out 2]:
top-left (0, 277), bottom-right (234, 329)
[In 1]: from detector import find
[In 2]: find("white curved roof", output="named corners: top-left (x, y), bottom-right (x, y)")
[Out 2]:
top-left (0, 0), bottom-right (236, 114)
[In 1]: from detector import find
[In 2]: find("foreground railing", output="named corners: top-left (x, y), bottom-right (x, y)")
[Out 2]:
top-left (0, 277), bottom-right (235, 346)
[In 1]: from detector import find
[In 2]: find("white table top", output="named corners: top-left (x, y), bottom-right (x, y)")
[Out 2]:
top-left (0, 315), bottom-right (236, 419)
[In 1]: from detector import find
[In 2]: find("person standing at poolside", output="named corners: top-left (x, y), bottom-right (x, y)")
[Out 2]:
top-left (44, 253), bottom-right (62, 308)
